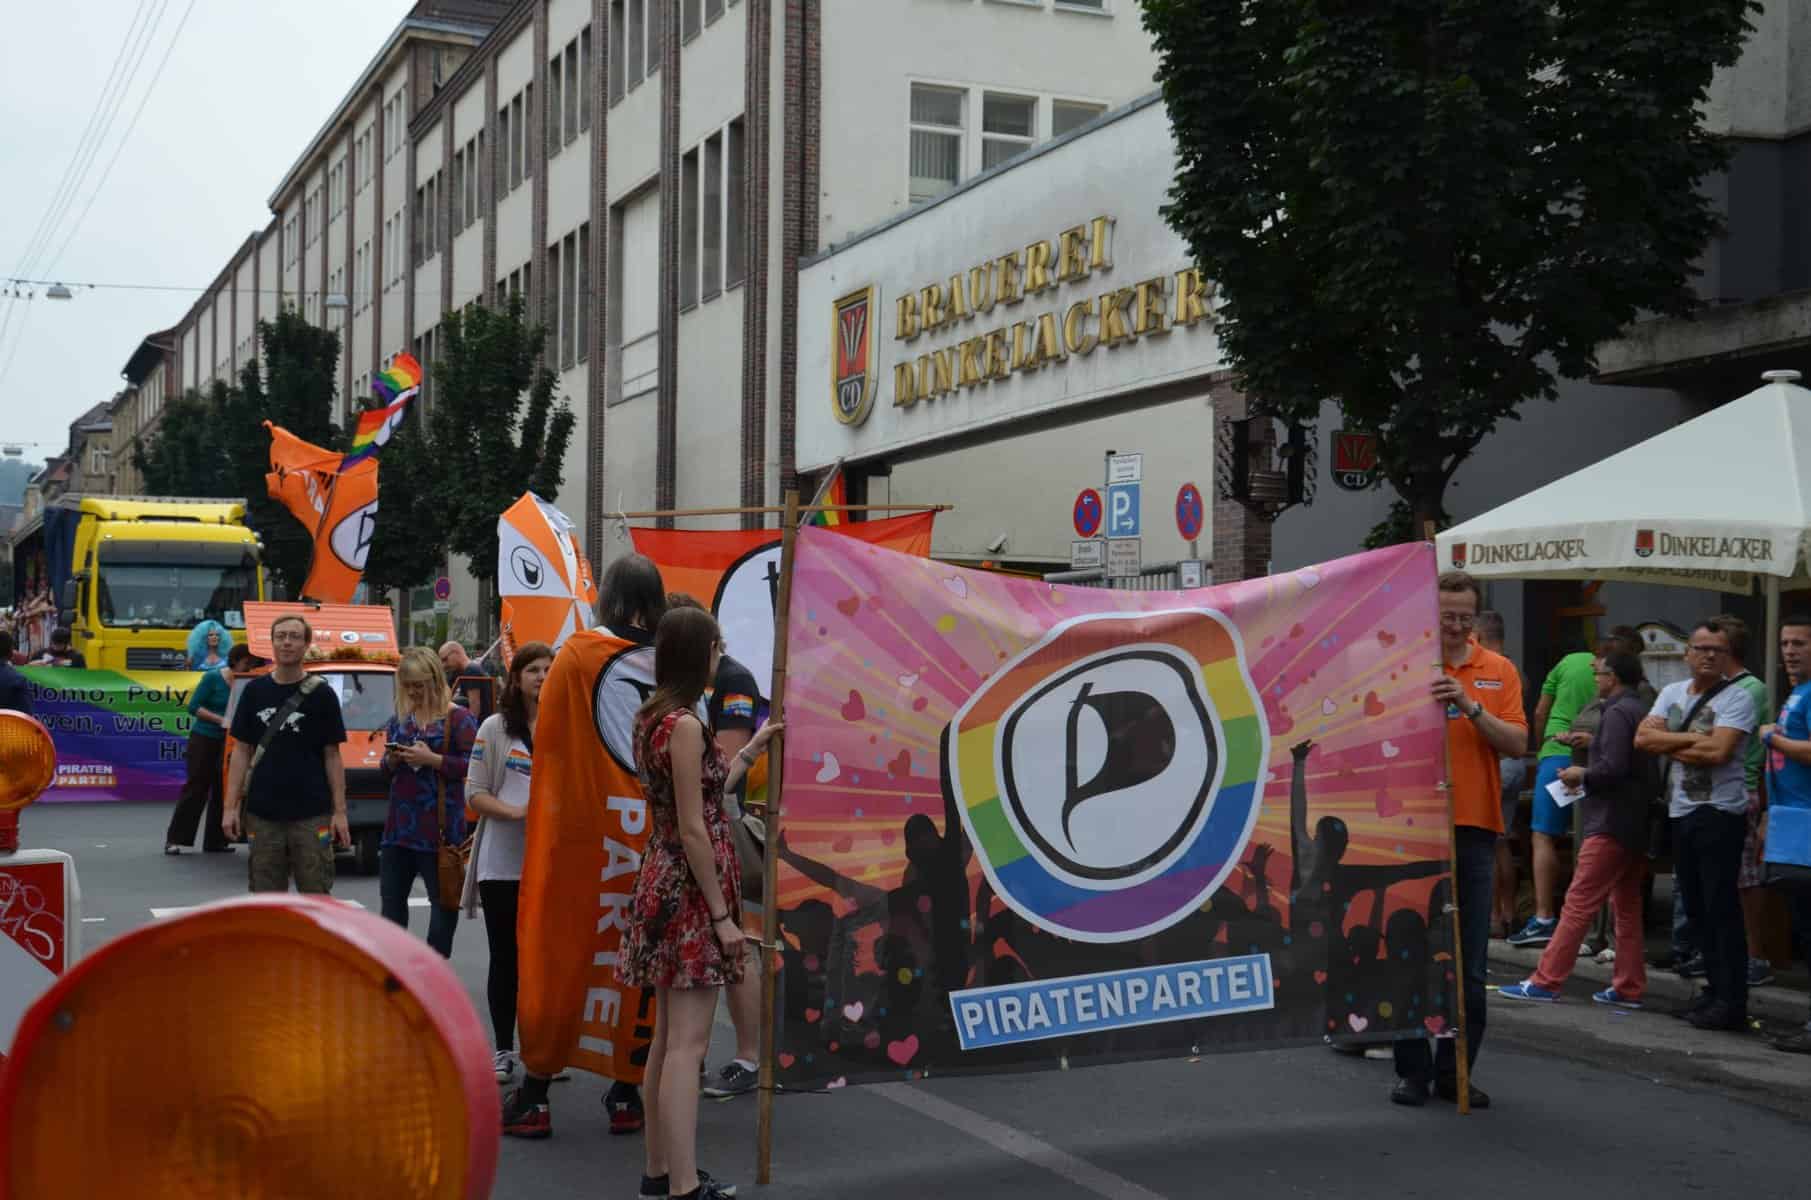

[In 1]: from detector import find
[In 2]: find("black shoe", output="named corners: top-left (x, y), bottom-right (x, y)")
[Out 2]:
top-left (1676, 953), bottom-right (1706, 978)
top-left (500, 1087), bottom-right (551, 1138)
top-left (1435, 1080), bottom-right (1491, 1109)
top-left (701, 1061), bottom-right (759, 1099)
top-left (1687, 1004), bottom-right (1746, 1032)
top-left (639, 1169), bottom-right (738, 1198)
top-left (1771, 1029), bottom-right (1811, 1055)
top-left (1389, 1078), bottom-right (1429, 1107)
top-left (1670, 992), bottom-right (1715, 1020)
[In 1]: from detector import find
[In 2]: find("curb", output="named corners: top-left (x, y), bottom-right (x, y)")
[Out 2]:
top-left (1487, 942), bottom-right (1810, 1025)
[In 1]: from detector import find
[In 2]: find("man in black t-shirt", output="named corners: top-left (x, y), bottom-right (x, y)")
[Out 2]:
top-left (224, 614), bottom-right (349, 894)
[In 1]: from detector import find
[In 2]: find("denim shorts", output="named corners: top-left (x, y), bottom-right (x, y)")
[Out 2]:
top-left (1531, 755), bottom-right (1573, 837)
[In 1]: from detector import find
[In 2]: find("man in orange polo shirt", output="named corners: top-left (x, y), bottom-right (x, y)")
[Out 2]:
top-left (1392, 570), bottom-right (1527, 1110)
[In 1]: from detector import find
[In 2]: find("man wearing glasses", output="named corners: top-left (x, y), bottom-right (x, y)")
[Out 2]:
top-left (1635, 619), bottom-right (1757, 1031)
top-left (223, 614), bottom-right (350, 893)
top-left (1392, 571), bottom-right (1527, 1109)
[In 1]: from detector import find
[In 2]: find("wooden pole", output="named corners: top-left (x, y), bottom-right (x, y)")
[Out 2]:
top-left (755, 489), bottom-right (802, 1184)
top-left (610, 502), bottom-right (949, 519)
top-left (1424, 523), bottom-right (1472, 1116)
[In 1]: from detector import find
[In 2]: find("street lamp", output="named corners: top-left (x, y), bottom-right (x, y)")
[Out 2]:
top-left (44, 284), bottom-right (72, 301)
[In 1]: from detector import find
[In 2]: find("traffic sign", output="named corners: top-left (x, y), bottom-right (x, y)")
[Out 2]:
top-left (1178, 560), bottom-right (1205, 589)
top-left (1073, 489), bottom-right (1103, 538)
top-left (433, 575), bottom-right (452, 601)
top-left (1070, 540), bottom-right (1105, 570)
top-left (1175, 482), bottom-right (1204, 541)
top-left (1106, 538), bottom-right (1142, 579)
top-left (1107, 483), bottom-right (1141, 537)
top-left (1107, 452), bottom-right (1143, 485)
top-left (433, 599), bottom-right (451, 615)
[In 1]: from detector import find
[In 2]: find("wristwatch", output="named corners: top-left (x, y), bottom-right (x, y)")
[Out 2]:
top-left (1465, 701), bottom-right (1484, 722)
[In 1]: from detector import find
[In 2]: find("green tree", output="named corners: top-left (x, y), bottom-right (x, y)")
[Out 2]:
top-left (1142, 1), bottom-right (1756, 536)
top-left (134, 384), bottom-right (235, 499)
top-left (358, 402), bottom-right (446, 602)
top-left (423, 296), bottom-right (575, 638)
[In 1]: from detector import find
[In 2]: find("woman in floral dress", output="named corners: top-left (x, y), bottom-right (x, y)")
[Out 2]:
top-left (621, 606), bottom-right (781, 1200)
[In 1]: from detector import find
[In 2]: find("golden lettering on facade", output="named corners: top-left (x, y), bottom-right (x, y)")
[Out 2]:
top-left (896, 294), bottom-right (920, 341)
top-left (894, 361), bottom-right (920, 406)
top-left (946, 274), bottom-right (972, 322)
top-left (1089, 215), bottom-right (1113, 271)
top-left (996, 251), bottom-right (1025, 305)
top-left (1010, 321), bottom-right (1032, 370)
top-left (957, 337), bottom-right (986, 386)
top-left (1024, 241), bottom-right (1057, 295)
top-left (984, 327), bottom-right (1011, 379)
top-left (1034, 311), bottom-right (1067, 367)
top-left (1174, 268), bottom-right (1212, 327)
top-left (1057, 225), bottom-right (1091, 283)
top-left (1133, 275), bottom-right (1170, 338)
top-left (1063, 297), bottom-right (1098, 356)
top-left (969, 264), bottom-right (996, 314)
top-left (1098, 287), bottom-right (1136, 346)
top-left (921, 283), bottom-right (948, 332)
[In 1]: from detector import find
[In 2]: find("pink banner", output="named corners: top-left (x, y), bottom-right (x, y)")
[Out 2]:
top-left (771, 530), bottom-right (1454, 1085)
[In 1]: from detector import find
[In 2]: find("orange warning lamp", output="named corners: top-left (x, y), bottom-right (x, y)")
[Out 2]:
top-left (0, 895), bottom-right (500, 1199)
top-left (0, 710), bottom-right (56, 854)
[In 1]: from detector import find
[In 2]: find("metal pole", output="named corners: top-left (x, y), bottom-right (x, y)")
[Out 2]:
top-left (1423, 525), bottom-right (1471, 1116)
top-left (1766, 575), bottom-right (1783, 700)
top-left (755, 489), bottom-right (802, 1184)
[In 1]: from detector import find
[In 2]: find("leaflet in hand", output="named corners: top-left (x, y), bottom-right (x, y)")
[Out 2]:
top-left (1546, 778), bottom-right (1582, 809)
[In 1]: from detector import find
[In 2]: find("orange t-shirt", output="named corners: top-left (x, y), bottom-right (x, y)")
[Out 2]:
top-left (1444, 642), bottom-right (1527, 833)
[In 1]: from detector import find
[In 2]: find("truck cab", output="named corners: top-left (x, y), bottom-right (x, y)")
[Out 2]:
top-left (53, 495), bottom-right (265, 672)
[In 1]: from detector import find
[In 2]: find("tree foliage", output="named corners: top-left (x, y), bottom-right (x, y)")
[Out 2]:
top-left (1142, 0), bottom-right (1757, 534)
top-left (426, 296), bottom-right (576, 594)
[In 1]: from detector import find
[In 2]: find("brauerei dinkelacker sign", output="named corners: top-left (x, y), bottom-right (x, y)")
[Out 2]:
top-left (800, 98), bottom-right (1231, 471)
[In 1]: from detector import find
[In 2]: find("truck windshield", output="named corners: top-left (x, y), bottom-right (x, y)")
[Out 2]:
top-left (96, 552), bottom-right (260, 630)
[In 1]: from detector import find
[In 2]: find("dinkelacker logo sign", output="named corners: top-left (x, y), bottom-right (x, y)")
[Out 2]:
top-left (1449, 539), bottom-right (1589, 568)
top-left (1634, 529), bottom-right (1774, 563)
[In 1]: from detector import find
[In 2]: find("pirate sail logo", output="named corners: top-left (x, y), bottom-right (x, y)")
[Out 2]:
top-left (943, 609), bottom-right (1268, 943)
top-left (831, 286), bottom-right (878, 427)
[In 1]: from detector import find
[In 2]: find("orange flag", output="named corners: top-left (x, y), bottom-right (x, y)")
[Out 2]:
top-left (264, 421), bottom-right (380, 604)
top-left (498, 493), bottom-right (597, 663)
top-left (517, 627), bottom-right (660, 1082)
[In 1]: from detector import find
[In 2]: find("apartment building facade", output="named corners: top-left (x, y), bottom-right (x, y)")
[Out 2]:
top-left (157, 0), bottom-right (1161, 624)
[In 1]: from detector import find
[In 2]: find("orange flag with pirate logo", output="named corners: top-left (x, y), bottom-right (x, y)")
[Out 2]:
top-left (630, 511), bottom-right (935, 807)
top-left (497, 492), bottom-right (597, 663)
top-left (263, 421), bottom-right (380, 604)
top-left (517, 626), bottom-right (662, 1082)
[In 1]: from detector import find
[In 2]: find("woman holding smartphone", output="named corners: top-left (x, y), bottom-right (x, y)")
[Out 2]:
top-left (463, 642), bottom-right (552, 1090)
top-left (380, 646), bottom-right (478, 957)
top-left (621, 606), bottom-right (781, 1200)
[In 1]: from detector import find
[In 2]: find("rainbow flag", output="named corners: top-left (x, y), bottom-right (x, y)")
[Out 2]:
top-left (342, 353), bottom-right (422, 468)
top-left (807, 467), bottom-right (846, 527)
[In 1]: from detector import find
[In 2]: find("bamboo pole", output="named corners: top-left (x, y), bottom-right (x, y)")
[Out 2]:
top-left (755, 489), bottom-right (802, 1184)
top-left (1425, 525), bottom-right (1472, 1116)
top-left (610, 503), bottom-right (950, 519)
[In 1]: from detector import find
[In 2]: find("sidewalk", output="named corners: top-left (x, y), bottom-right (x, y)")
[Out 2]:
top-left (1487, 939), bottom-right (1811, 1027)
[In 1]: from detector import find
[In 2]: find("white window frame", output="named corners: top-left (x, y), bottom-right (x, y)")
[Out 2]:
top-left (907, 82), bottom-right (965, 204)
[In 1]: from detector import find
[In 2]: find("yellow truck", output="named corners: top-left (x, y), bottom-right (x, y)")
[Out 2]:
top-left (49, 495), bottom-right (267, 672)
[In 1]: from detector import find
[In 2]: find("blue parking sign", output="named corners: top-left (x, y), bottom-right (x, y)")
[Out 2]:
top-left (1107, 483), bottom-right (1141, 537)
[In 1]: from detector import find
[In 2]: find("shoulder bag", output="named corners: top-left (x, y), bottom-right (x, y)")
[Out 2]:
top-left (434, 707), bottom-right (473, 910)
top-left (241, 675), bottom-right (323, 802)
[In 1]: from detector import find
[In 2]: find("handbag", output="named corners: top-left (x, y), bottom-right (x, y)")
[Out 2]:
top-left (1762, 759), bottom-right (1811, 891)
top-left (433, 708), bottom-right (472, 910)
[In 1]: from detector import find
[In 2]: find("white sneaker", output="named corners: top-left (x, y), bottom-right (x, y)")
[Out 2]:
top-left (1595, 947), bottom-right (1615, 965)
top-left (493, 1050), bottom-right (519, 1083)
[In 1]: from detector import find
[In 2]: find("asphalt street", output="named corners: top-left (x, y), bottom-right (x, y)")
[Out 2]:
top-left (16, 801), bottom-right (1811, 1199)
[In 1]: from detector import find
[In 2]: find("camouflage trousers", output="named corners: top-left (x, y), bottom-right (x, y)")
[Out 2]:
top-left (245, 811), bottom-right (336, 894)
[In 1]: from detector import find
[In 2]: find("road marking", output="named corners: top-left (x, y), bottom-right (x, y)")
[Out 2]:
top-left (82, 917), bottom-right (106, 923)
top-left (150, 899), bottom-right (370, 919)
top-left (148, 897), bottom-right (430, 919)
top-left (871, 1082), bottom-right (1169, 1200)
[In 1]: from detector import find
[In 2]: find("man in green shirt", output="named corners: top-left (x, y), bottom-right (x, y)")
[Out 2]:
top-left (165, 643), bottom-right (259, 854)
top-left (1509, 646), bottom-right (1605, 947)
top-left (1718, 616), bottom-right (1775, 987)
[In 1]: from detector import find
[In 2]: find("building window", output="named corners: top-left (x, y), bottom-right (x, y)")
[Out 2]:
top-left (682, 0), bottom-right (701, 41)
top-left (725, 118), bottom-right (746, 288)
top-left (561, 230), bottom-right (578, 369)
top-left (524, 82), bottom-right (535, 181)
top-left (702, 131), bottom-right (722, 301)
top-left (577, 221), bottom-right (591, 362)
top-left (1054, 0), bottom-right (1108, 11)
top-left (648, 0), bottom-right (662, 74)
top-left (706, 0), bottom-right (724, 21)
top-left (982, 92), bottom-right (1037, 170)
top-left (499, 102), bottom-right (513, 191)
top-left (627, 0), bottom-right (645, 86)
top-left (452, 150), bottom-right (465, 230)
top-left (680, 146), bottom-right (699, 308)
top-left (1052, 99), bottom-right (1106, 137)
top-left (510, 93), bottom-right (524, 190)
top-left (579, 26), bottom-right (593, 131)
top-left (909, 84), bottom-right (963, 203)
top-left (610, 1), bottom-right (626, 104)
top-left (564, 41), bottom-right (579, 143)
top-left (548, 52), bottom-right (564, 158)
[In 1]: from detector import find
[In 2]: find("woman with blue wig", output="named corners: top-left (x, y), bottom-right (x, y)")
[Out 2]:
top-left (186, 620), bottom-right (233, 670)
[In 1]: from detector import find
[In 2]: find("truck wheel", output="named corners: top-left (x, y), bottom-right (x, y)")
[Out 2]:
top-left (352, 829), bottom-right (381, 876)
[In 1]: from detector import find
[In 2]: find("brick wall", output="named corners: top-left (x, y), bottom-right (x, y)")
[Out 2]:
top-left (739, 0), bottom-right (772, 525)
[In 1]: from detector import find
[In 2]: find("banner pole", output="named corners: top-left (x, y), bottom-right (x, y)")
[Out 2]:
top-left (756, 488), bottom-right (802, 1185)
top-left (1424, 525), bottom-right (1472, 1117)
top-left (612, 503), bottom-right (950, 519)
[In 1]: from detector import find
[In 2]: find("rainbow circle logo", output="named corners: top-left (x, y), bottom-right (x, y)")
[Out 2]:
top-left (943, 608), bottom-right (1268, 944)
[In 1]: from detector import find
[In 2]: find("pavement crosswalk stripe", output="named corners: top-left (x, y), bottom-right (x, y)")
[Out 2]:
top-left (148, 897), bottom-right (432, 918)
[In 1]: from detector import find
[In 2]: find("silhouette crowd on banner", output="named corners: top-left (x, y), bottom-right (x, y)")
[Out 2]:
top-left (772, 738), bottom-right (1454, 1079)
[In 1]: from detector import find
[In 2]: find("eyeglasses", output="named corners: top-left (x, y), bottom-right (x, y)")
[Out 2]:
top-left (1438, 613), bottom-right (1476, 628)
top-left (1687, 644), bottom-right (1728, 656)
top-left (271, 632), bottom-right (308, 644)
